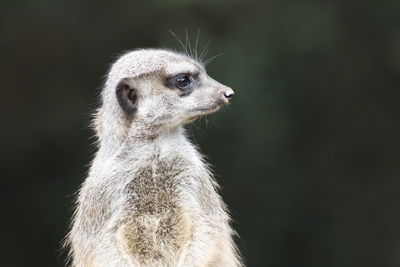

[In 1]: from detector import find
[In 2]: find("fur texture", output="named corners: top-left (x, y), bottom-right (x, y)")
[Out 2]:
top-left (65, 49), bottom-right (241, 267)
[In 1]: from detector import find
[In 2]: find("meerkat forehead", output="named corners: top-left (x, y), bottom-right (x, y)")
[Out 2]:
top-left (164, 61), bottom-right (203, 76)
top-left (106, 49), bottom-right (204, 87)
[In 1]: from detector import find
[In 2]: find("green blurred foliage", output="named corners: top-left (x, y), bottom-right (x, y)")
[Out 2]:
top-left (1, 0), bottom-right (400, 266)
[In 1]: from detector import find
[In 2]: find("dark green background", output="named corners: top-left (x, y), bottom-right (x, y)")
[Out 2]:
top-left (1, 0), bottom-right (400, 266)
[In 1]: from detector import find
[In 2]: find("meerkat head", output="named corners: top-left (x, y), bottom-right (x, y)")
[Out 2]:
top-left (95, 49), bottom-right (233, 147)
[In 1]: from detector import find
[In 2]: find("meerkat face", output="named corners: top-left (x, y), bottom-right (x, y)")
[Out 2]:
top-left (113, 50), bottom-right (234, 130)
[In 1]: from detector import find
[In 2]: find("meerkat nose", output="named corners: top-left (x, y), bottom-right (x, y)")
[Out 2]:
top-left (220, 87), bottom-right (234, 103)
top-left (224, 90), bottom-right (234, 99)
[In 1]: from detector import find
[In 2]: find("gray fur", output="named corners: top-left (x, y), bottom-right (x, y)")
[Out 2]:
top-left (65, 49), bottom-right (242, 267)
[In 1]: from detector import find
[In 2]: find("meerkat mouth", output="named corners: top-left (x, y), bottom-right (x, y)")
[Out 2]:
top-left (192, 105), bottom-right (221, 115)
top-left (186, 105), bottom-right (221, 122)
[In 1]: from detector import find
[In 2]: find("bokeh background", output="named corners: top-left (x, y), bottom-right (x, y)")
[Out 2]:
top-left (1, 0), bottom-right (400, 266)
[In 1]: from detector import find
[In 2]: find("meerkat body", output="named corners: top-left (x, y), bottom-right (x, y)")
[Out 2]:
top-left (66, 49), bottom-right (241, 267)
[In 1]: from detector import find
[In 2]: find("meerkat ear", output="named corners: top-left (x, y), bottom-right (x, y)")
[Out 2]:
top-left (116, 78), bottom-right (138, 116)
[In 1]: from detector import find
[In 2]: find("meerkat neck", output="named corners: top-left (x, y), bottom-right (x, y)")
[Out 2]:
top-left (126, 125), bottom-right (188, 153)
top-left (96, 123), bottom-right (188, 161)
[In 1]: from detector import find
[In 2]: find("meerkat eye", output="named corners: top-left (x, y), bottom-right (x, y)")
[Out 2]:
top-left (166, 72), bottom-right (199, 96)
top-left (177, 75), bottom-right (191, 88)
top-left (173, 74), bottom-right (191, 90)
top-left (167, 73), bottom-right (193, 91)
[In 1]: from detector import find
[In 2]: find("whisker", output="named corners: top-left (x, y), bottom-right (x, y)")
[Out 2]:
top-left (199, 39), bottom-right (212, 63)
top-left (194, 29), bottom-right (200, 61)
top-left (203, 53), bottom-right (223, 65)
top-left (185, 29), bottom-right (193, 58)
top-left (169, 29), bottom-right (189, 56)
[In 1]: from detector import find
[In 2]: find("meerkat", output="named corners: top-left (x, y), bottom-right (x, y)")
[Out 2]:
top-left (65, 48), bottom-right (242, 267)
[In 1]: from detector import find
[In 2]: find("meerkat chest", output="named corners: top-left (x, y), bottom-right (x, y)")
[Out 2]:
top-left (125, 152), bottom-right (204, 215)
top-left (120, 152), bottom-right (215, 264)
top-left (123, 136), bottom-right (207, 209)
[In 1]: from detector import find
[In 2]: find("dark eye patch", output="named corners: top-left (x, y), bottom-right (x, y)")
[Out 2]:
top-left (165, 72), bottom-right (200, 96)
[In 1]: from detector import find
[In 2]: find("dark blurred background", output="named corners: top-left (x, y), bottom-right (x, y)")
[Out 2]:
top-left (1, 0), bottom-right (400, 266)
